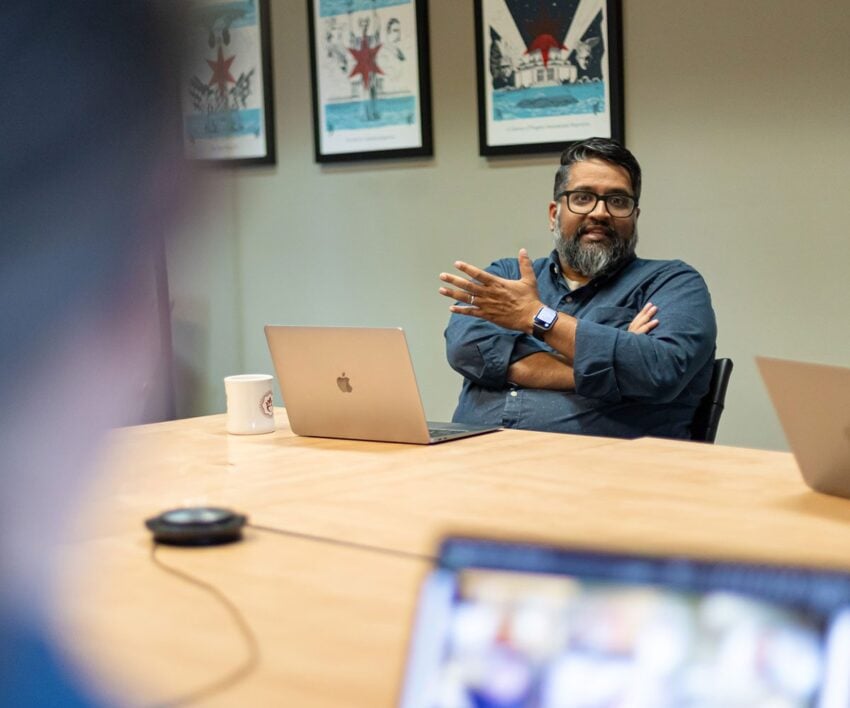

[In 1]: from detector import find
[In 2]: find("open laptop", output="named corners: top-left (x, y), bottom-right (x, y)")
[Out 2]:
top-left (757, 356), bottom-right (850, 498)
top-left (400, 536), bottom-right (850, 707)
top-left (264, 326), bottom-right (499, 444)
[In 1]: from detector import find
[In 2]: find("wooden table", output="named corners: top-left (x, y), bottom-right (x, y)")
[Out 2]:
top-left (53, 410), bottom-right (850, 706)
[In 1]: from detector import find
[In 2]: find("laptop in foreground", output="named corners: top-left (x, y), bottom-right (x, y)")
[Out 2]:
top-left (400, 536), bottom-right (850, 707)
top-left (264, 326), bottom-right (499, 444)
top-left (757, 356), bottom-right (850, 498)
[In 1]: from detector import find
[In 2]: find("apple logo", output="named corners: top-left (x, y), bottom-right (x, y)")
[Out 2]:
top-left (337, 372), bottom-right (353, 393)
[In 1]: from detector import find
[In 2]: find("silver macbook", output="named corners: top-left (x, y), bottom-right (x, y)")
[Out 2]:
top-left (757, 356), bottom-right (850, 498)
top-left (264, 326), bottom-right (499, 444)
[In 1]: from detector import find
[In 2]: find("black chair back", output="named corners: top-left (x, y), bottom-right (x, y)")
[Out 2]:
top-left (690, 358), bottom-right (734, 443)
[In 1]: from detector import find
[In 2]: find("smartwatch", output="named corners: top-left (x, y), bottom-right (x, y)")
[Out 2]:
top-left (532, 306), bottom-right (559, 341)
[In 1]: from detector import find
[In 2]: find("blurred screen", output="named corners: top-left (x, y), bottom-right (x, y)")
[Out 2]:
top-left (428, 568), bottom-right (830, 708)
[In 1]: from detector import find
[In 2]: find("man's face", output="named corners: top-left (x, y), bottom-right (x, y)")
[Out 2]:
top-left (549, 158), bottom-right (640, 279)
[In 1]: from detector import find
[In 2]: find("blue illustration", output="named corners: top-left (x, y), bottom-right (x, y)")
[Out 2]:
top-left (185, 108), bottom-right (261, 140)
top-left (487, 1), bottom-right (608, 121)
top-left (320, 0), bottom-right (410, 19)
top-left (318, 0), bottom-right (418, 133)
top-left (325, 96), bottom-right (416, 131)
top-left (186, 0), bottom-right (261, 144)
top-left (191, 0), bottom-right (258, 31)
top-left (493, 83), bottom-right (604, 121)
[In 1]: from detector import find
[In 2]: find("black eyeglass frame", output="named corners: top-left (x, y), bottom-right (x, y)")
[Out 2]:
top-left (556, 190), bottom-right (638, 218)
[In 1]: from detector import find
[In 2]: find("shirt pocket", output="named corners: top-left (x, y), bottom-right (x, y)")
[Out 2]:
top-left (581, 306), bottom-right (637, 329)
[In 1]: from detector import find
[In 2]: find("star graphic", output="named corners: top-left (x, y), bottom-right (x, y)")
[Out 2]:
top-left (206, 46), bottom-right (236, 94)
top-left (348, 33), bottom-right (383, 90)
top-left (525, 33), bottom-right (567, 68)
top-left (507, 0), bottom-right (573, 68)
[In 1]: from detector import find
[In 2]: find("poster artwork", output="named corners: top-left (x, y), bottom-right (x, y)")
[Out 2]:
top-left (483, 0), bottom-right (614, 148)
top-left (315, 0), bottom-right (422, 155)
top-left (183, 0), bottom-right (269, 161)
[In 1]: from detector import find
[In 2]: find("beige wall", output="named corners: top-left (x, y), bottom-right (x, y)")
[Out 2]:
top-left (169, 0), bottom-right (850, 450)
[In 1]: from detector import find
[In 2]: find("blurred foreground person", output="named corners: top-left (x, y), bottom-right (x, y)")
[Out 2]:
top-left (1, 1), bottom-right (189, 703)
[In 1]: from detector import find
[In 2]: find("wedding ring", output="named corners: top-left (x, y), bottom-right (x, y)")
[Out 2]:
top-left (470, 295), bottom-right (475, 306)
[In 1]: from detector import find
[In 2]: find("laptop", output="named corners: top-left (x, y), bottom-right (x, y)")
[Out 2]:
top-left (400, 536), bottom-right (850, 707)
top-left (757, 356), bottom-right (850, 498)
top-left (264, 326), bottom-right (499, 444)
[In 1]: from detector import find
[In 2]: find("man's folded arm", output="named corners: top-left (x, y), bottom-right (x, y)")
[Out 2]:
top-left (507, 352), bottom-right (575, 390)
top-left (573, 270), bottom-right (717, 403)
top-left (445, 315), bottom-right (548, 388)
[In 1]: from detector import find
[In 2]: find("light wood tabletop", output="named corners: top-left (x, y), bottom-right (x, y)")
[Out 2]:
top-left (52, 409), bottom-right (850, 706)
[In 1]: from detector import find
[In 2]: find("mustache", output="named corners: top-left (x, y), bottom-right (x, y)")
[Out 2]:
top-left (575, 222), bottom-right (619, 240)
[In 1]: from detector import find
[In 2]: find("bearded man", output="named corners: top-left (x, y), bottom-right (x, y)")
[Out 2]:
top-left (439, 137), bottom-right (717, 439)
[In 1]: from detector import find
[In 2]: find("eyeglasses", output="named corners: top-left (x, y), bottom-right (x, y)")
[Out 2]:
top-left (556, 190), bottom-right (638, 218)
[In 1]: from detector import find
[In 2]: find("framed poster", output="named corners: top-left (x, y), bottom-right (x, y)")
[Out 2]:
top-left (182, 0), bottom-right (276, 165)
top-left (474, 0), bottom-right (624, 156)
top-left (307, 0), bottom-right (433, 163)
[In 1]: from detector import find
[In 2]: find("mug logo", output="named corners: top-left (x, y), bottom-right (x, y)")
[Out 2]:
top-left (260, 390), bottom-right (274, 417)
top-left (337, 372), bottom-right (353, 393)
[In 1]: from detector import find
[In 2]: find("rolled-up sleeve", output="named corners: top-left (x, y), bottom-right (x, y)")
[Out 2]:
top-left (444, 258), bottom-right (547, 389)
top-left (573, 263), bottom-right (717, 403)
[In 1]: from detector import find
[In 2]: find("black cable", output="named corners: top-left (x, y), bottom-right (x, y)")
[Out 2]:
top-left (248, 522), bottom-right (437, 563)
top-left (143, 523), bottom-right (433, 705)
top-left (145, 542), bottom-right (260, 708)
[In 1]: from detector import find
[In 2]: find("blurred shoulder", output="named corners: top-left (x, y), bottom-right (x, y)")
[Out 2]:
top-left (629, 257), bottom-right (707, 281)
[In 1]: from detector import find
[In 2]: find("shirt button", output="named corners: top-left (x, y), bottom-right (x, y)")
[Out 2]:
top-left (566, 296), bottom-right (573, 303)
top-left (510, 390), bottom-right (518, 397)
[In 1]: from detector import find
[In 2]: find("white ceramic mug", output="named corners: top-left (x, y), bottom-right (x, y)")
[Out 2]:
top-left (224, 374), bottom-right (275, 435)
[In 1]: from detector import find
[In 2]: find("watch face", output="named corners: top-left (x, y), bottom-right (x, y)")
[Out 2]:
top-left (535, 306), bottom-right (557, 328)
top-left (533, 306), bottom-right (558, 341)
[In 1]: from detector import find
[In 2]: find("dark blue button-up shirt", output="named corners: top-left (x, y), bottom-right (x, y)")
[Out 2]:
top-left (445, 250), bottom-right (717, 439)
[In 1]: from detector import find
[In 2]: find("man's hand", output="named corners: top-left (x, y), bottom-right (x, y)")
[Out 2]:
top-left (628, 303), bottom-right (659, 334)
top-left (439, 249), bottom-right (542, 334)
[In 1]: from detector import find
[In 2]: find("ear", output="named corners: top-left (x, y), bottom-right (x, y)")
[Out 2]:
top-left (635, 205), bottom-right (641, 221)
top-left (548, 201), bottom-right (558, 231)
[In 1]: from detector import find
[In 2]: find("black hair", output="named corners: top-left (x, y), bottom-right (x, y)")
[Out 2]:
top-left (553, 137), bottom-right (642, 201)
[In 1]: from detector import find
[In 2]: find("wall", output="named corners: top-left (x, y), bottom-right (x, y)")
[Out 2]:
top-left (169, 0), bottom-right (850, 450)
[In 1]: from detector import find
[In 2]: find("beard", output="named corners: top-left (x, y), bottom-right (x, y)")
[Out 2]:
top-left (553, 205), bottom-right (638, 279)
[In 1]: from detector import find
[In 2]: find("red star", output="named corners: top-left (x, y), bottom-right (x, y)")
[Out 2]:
top-left (206, 46), bottom-right (236, 94)
top-left (525, 34), bottom-right (567, 68)
top-left (348, 33), bottom-right (383, 90)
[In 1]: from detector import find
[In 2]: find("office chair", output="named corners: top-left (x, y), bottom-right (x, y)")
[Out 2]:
top-left (690, 358), bottom-right (734, 443)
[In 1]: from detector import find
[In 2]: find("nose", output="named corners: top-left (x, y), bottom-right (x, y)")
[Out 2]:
top-left (588, 197), bottom-right (610, 220)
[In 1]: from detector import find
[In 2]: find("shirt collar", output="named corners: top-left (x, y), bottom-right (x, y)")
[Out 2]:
top-left (547, 249), bottom-right (638, 289)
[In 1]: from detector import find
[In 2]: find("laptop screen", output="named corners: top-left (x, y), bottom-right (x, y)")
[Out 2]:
top-left (401, 538), bottom-right (850, 708)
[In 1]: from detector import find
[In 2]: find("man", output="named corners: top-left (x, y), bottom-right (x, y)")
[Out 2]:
top-left (378, 17), bottom-right (407, 87)
top-left (439, 138), bottom-right (716, 439)
top-left (348, 2), bottom-right (381, 120)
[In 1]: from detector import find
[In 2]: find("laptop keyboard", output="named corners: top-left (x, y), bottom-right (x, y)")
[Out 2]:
top-left (428, 427), bottom-right (463, 439)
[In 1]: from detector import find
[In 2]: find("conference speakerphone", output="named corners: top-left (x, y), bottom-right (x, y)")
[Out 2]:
top-left (145, 507), bottom-right (247, 546)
